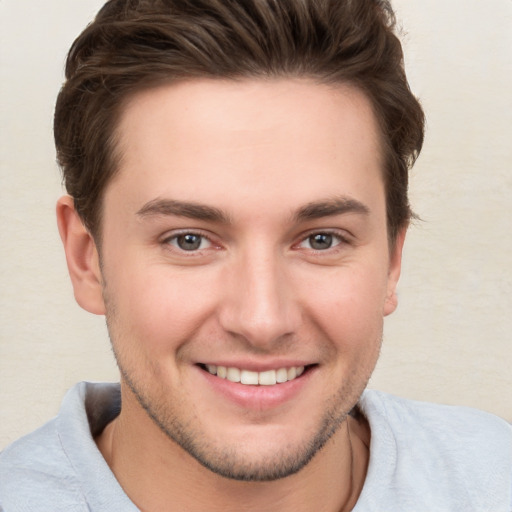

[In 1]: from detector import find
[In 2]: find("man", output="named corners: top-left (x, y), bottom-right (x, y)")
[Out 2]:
top-left (0, 0), bottom-right (511, 510)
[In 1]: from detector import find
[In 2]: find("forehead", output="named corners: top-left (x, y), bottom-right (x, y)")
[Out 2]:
top-left (107, 78), bottom-right (384, 220)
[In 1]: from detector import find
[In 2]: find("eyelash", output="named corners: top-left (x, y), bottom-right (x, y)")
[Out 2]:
top-left (161, 229), bottom-right (350, 256)
top-left (161, 230), bottom-right (218, 254)
top-left (295, 230), bottom-right (350, 253)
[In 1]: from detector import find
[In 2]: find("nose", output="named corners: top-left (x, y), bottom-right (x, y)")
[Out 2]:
top-left (218, 247), bottom-right (300, 350)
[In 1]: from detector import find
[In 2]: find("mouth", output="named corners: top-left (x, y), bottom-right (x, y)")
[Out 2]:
top-left (199, 364), bottom-right (311, 386)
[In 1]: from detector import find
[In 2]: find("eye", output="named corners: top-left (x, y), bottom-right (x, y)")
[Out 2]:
top-left (167, 233), bottom-right (212, 252)
top-left (298, 232), bottom-right (344, 251)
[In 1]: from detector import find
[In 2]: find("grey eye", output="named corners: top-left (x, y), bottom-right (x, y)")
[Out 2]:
top-left (308, 233), bottom-right (334, 250)
top-left (173, 234), bottom-right (208, 251)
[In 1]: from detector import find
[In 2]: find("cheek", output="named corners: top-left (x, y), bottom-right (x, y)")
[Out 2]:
top-left (299, 263), bottom-right (389, 346)
top-left (105, 262), bottom-right (220, 352)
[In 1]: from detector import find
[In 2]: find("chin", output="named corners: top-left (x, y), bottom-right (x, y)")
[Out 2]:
top-left (169, 420), bottom-right (346, 482)
top-left (125, 372), bottom-right (355, 482)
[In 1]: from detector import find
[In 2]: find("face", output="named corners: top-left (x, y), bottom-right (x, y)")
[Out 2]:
top-left (87, 79), bottom-right (403, 480)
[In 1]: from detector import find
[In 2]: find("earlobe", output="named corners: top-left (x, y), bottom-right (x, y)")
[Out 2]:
top-left (56, 196), bottom-right (106, 315)
top-left (383, 227), bottom-right (407, 317)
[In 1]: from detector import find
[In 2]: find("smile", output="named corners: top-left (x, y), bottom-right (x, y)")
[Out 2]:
top-left (203, 364), bottom-right (306, 386)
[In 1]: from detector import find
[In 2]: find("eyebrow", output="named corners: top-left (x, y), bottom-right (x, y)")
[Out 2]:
top-left (294, 196), bottom-right (370, 222)
top-left (136, 198), bottom-right (231, 223)
top-left (136, 195), bottom-right (369, 224)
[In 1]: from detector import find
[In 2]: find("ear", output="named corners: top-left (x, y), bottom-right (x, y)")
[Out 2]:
top-left (383, 227), bottom-right (407, 317)
top-left (56, 196), bottom-right (106, 315)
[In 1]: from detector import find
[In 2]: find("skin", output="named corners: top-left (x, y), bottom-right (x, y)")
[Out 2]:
top-left (57, 79), bottom-right (405, 511)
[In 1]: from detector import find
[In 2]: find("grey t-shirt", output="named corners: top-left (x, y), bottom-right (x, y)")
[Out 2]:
top-left (1, 382), bottom-right (511, 511)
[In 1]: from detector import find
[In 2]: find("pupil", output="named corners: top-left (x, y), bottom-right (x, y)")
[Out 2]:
top-left (310, 233), bottom-right (332, 250)
top-left (178, 234), bottom-right (201, 251)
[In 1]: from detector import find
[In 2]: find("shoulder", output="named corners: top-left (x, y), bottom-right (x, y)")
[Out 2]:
top-left (355, 390), bottom-right (512, 511)
top-left (361, 389), bottom-right (512, 443)
top-left (0, 382), bottom-right (124, 512)
top-left (0, 418), bottom-right (87, 511)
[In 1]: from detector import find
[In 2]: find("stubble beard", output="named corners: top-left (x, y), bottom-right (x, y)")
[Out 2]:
top-left (113, 349), bottom-right (374, 482)
top-left (119, 362), bottom-right (361, 482)
top-left (103, 291), bottom-right (378, 482)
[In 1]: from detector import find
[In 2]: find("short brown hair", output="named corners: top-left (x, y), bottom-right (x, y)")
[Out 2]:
top-left (54, 0), bottom-right (425, 244)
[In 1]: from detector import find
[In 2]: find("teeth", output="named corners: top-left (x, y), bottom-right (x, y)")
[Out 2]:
top-left (205, 364), bottom-right (306, 386)
top-left (241, 370), bottom-right (259, 385)
top-left (259, 370), bottom-right (276, 386)
top-left (226, 367), bottom-right (241, 383)
top-left (276, 368), bottom-right (288, 383)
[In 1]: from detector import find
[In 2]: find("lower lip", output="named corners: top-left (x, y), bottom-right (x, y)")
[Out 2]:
top-left (197, 366), bottom-right (314, 410)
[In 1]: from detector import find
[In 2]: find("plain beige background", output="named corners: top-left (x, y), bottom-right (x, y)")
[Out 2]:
top-left (1, 0), bottom-right (511, 450)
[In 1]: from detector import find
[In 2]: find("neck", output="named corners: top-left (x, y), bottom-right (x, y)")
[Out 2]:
top-left (96, 388), bottom-right (370, 512)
